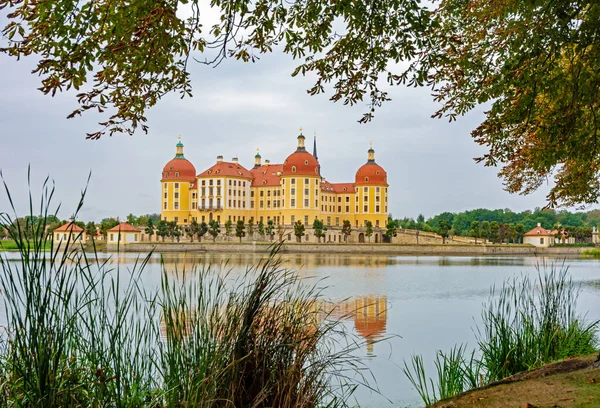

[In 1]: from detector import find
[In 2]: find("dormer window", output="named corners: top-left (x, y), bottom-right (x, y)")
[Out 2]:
top-left (175, 172), bottom-right (179, 177)
top-left (365, 177), bottom-right (369, 182)
top-left (292, 166), bottom-right (296, 173)
top-left (376, 171), bottom-right (380, 175)
top-left (304, 160), bottom-right (309, 165)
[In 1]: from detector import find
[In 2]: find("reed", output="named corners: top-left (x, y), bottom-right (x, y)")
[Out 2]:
top-left (403, 261), bottom-right (599, 406)
top-left (0, 174), bottom-right (362, 407)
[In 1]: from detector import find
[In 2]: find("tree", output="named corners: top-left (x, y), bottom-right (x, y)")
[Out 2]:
top-left (514, 224), bottom-right (526, 244)
top-left (197, 222), bottom-right (208, 242)
top-left (167, 221), bottom-right (177, 242)
top-left (186, 219), bottom-right (199, 242)
top-left (265, 220), bottom-right (275, 242)
top-left (481, 221), bottom-right (491, 244)
top-left (365, 221), bottom-right (373, 243)
top-left (208, 220), bottom-right (220, 242)
top-left (425, 0), bottom-right (600, 207)
top-left (85, 221), bottom-right (96, 240)
top-left (1, 0), bottom-right (432, 139)
top-left (417, 214), bottom-right (425, 224)
top-left (489, 222), bottom-right (500, 244)
top-left (247, 218), bottom-right (255, 238)
top-left (257, 220), bottom-right (265, 239)
top-left (384, 220), bottom-right (397, 242)
top-left (438, 220), bottom-right (451, 244)
top-left (99, 218), bottom-right (119, 240)
top-left (157, 220), bottom-right (169, 242)
top-left (235, 220), bottom-right (246, 243)
top-left (145, 219), bottom-right (155, 242)
top-left (342, 220), bottom-right (352, 242)
top-left (224, 220), bottom-right (233, 241)
top-left (470, 221), bottom-right (480, 244)
top-left (312, 219), bottom-right (327, 243)
top-left (293, 221), bottom-right (305, 243)
top-left (126, 213), bottom-right (138, 226)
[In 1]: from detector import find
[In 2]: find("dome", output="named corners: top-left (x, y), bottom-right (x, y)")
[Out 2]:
top-left (355, 163), bottom-right (387, 185)
top-left (283, 151), bottom-right (319, 176)
top-left (162, 158), bottom-right (196, 181)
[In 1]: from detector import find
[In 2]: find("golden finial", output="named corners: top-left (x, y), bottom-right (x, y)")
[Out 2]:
top-left (256, 147), bottom-right (259, 152)
top-left (178, 135), bottom-right (182, 141)
top-left (299, 127), bottom-right (303, 134)
top-left (370, 141), bottom-right (373, 148)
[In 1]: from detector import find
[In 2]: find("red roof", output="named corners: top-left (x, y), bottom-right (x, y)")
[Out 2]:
top-left (108, 222), bottom-right (141, 232)
top-left (250, 164), bottom-right (283, 187)
top-left (282, 151), bottom-right (319, 177)
top-left (162, 158), bottom-right (196, 182)
top-left (524, 226), bottom-right (554, 237)
top-left (54, 223), bottom-right (84, 232)
top-left (331, 182), bottom-right (355, 193)
top-left (355, 163), bottom-right (388, 186)
top-left (197, 161), bottom-right (252, 179)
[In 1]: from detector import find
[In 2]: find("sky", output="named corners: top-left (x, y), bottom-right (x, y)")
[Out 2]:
top-left (0, 16), bottom-right (588, 222)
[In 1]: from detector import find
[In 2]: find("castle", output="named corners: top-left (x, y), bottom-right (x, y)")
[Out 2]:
top-left (160, 131), bottom-right (389, 242)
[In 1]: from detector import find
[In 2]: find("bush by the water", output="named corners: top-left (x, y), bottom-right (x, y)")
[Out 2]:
top-left (0, 178), bottom-right (363, 407)
top-left (404, 261), bottom-right (599, 406)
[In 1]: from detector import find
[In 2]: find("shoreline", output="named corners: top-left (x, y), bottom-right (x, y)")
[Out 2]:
top-left (105, 242), bottom-right (591, 256)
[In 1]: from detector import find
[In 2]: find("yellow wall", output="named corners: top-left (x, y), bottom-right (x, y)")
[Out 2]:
top-left (161, 180), bottom-right (193, 224)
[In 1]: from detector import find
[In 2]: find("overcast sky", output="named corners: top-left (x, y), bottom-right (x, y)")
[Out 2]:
top-left (0, 28), bottom-right (588, 222)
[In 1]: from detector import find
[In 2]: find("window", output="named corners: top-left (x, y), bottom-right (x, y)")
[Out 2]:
top-left (192, 202), bottom-right (197, 209)
top-left (175, 202), bottom-right (179, 209)
top-left (234, 180), bottom-right (237, 186)
top-left (202, 187), bottom-right (206, 195)
top-left (315, 199), bottom-right (318, 207)
top-left (304, 199), bottom-right (309, 207)
top-left (336, 217), bottom-right (339, 226)
top-left (110, 234), bottom-right (114, 241)
top-left (304, 178), bottom-right (309, 185)
top-left (251, 191), bottom-right (255, 197)
top-left (304, 188), bottom-right (309, 195)
top-left (164, 192), bottom-right (167, 198)
top-left (304, 215), bottom-right (309, 225)
top-left (192, 192), bottom-right (196, 199)
top-left (260, 190), bottom-right (264, 197)
top-left (376, 205), bottom-right (380, 212)
top-left (251, 201), bottom-right (255, 208)
top-left (540, 238), bottom-right (544, 244)
top-left (175, 183), bottom-right (179, 189)
top-left (174, 216), bottom-right (179, 222)
top-left (364, 205), bottom-right (368, 212)
top-left (174, 192), bottom-right (179, 199)
top-left (338, 206), bottom-right (341, 212)
top-left (291, 215), bottom-right (295, 224)
top-left (346, 206), bottom-right (349, 212)
top-left (363, 187), bottom-right (368, 193)
top-left (338, 196), bottom-right (341, 202)
top-left (376, 187), bottom-right (380, 193)
top-left (183, 219), bottom-right (187, 223)
top-left (260, 200), bottom-right (264, 208)
top-left (364, 196), bottom-right (368, 202)
top-left (202, 180), bottom-right (206, 186)
top-left (163, 202), bottom-right (167, 209)
top-left (228, 180), bottom-right (231, 185)
top-left (217, 187), bottom-right (221, 195)
top-left (216, 198), bottom-right (221, 207)
top-left (376, 196), bottom-right (380, 202)
top-left (376, 220), bottom-right (379, 227)
top-left (291, 178), bottom-right (296, 184)
top-left (291, 198), bottom-right (296, 207)
top-left (291, 188), bottom-right (296, 195)
top-left (365, 177), bottom-right (369, 182)
top-left (327, 217), bottom-right (331, 226)
top-left (356, 206), bottom-right (359, 212)
top-left (267, 190), bottom-right (271, 196)
top-left (175, 172), bottom-right (179, 177)
top-left (267, 200), bottom-right (271, 208)
top-left (292, 166), bottom-right (296, 173)
top-left (217, 180), bottom-right (221, 186)
top-left (209, 180), bottom-right (213, 185)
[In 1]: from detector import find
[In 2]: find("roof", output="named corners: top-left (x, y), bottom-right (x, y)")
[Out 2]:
top-left (162, 158), bottom-right (196, 182)
top-left (54, 222), bottom-right (84, 232)
top-left (197, 161), bottom-right (252, 179)
top-left (250, 164), bottom-right (283, 187)
top-left (108, 222), bottom-right (141, 233)
top-left (320, 181), bottom-right (355, 194)
top-left (282, 151), bottom-right (319, 177)
top-left (355, 162), bottom-right (388, 186)
top-left (524, 226), bottom-right (554, 237)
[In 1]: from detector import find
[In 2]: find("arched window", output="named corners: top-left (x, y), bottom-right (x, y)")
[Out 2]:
top-left (175, 172), bottom-right (179, 177)
top-left (292, 166), bottom-right (296, 173)
top-left (365, 177), bottom-right (369, 182)
top-left (304, 160), bottom-right (309, 165)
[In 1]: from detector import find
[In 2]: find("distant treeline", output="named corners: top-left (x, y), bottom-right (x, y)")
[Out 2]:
top-left (391, 208), bottom-right (600, 243)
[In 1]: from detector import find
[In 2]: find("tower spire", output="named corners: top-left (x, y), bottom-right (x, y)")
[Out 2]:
top-left (313, 131), bottom-right (318, 160)
top-left (175, 136), bottom-right (185, 158)
top-left (254, 147), bottom-right (262, 168)
top-left (367, 142), bottom-right (375, 163)
top-left (296, 128), bottom-right (306, 152)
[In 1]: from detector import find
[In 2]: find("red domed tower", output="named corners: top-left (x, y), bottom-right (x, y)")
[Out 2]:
top-left (354, 143), bottom-right (388, 230)
top-left (161, 137), bottom-right (197, 225)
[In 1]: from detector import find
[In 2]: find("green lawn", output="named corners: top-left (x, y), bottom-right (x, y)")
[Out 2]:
top-left (0, 240), bottom-right (52, 251)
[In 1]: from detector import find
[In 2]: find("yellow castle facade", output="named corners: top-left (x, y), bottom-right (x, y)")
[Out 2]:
top-left (160, 131), bottom-right (389, 240)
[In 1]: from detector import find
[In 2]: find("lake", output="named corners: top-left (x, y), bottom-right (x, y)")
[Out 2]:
top-left (2, 251), bottom-right (600, 407)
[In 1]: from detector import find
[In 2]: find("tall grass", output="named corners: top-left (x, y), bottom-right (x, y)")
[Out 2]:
top-left (0, 174), bottom-right (362, 407)
top-left (404, 261), bottom-right (599, 406)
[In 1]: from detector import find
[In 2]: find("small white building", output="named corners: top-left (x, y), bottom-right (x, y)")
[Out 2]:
top-left (107, 222), bottom-right (141, 246)
top-left (53, 222), bottom-right (86, 244)
top-left (523, 223), bottom-right (558, 247)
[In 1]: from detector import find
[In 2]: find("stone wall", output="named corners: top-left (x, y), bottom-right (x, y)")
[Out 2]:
top-left (120, 242), bottom-right (588, 256)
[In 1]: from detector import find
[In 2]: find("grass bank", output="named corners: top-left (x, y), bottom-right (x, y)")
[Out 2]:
top-left (0, 239), bottom-right (51, 251)
top-left (403, 261), bottom-right (599, 406)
